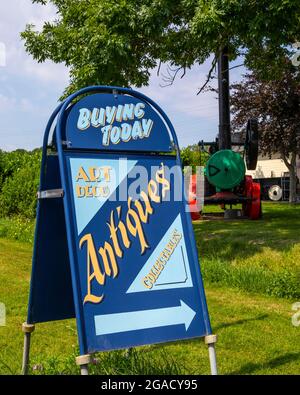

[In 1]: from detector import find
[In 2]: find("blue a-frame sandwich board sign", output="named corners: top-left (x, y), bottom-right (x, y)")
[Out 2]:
top-left (23, 86), bottom-right (217, 375)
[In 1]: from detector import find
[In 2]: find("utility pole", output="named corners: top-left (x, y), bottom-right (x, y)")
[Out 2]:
top-left (218, 47), bottom-right (231, 150)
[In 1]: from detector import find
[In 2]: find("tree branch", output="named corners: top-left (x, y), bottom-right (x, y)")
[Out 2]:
top-left (280, 149), bottom-right (292, 170)
top-left (228, 63), bottom-right (245, 71)
top-left (197, 56), bottom-right (217, 95)
top-left (160, 65), bottom-right (185, 87)
top-left (157, 60), bottom-right (162, 77)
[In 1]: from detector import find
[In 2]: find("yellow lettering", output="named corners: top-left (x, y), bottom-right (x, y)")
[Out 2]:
top-left (116, 206), bottom-right (131, 249)
top-left (79, 166), bottom-right (173, 305)
top-left (76, 166), bottom-right (90, 182)
top-left (107, 211), bottom-right (123, 258)
top-left (79, 234), bottom-right (105, 304)
top-left (85, 185), bottom-right (94, 197)
top-left (126, 197), bottom-right (149, 254)
top-left (76, 185), bottom-right (85, 198)
top-left (148, 180), bottom-right (161, 203)
top-left (143, 277), bottom-right (153, 289)
top-left (134, 191), bottom-right (153, 223)
top-left (156, 163), bottom-right (170, 198)
top-left (92, 186), bottom-right (101, 197)
top-left (102, 166), bottom-right (112, 181)
top-left (88, 167), bottom-right (100, 182)
top-left (99, 241), bottom-right (119, 278)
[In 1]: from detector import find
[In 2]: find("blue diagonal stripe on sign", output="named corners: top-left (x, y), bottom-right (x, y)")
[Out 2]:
top-left (127, 213), bottom-right (193, 294)
top-left (70, 157), bottom-right (137, 235)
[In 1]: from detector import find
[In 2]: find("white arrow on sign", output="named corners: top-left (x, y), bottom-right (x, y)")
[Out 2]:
top-left (94, 300), bottom-right (196, 336)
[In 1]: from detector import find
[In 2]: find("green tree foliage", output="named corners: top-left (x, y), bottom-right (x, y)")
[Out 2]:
top-left (180, 144), bottom-right (208, 173)
top-left (0, 150), bottom-right (42, 218)
top-left (22, 1), bottom-right (300, 97)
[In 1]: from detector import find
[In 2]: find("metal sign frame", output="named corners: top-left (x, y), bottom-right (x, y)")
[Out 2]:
top-left (22, 86), bottom-right (218, 375)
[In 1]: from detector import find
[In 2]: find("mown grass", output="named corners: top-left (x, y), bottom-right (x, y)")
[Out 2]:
top-left (23, 286), bottom-right (300, 375)
top-left (0, 202), bottom-right (299, 374)
top-left (196, 203), bottom-right (300, 299)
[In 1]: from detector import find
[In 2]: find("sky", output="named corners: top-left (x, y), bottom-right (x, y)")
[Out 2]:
top-left (0, 0), bottom-right (245, 151)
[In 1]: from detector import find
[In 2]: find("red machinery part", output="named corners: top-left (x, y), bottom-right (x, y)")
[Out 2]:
top-left (188, 174), bottom-right (201, 220)
top-left (189, 174), bottom-right (261, 220)
top-left (243, 175), bottom-right (261, 220)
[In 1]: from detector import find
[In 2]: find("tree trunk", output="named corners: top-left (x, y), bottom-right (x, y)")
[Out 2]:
top-left (282, 152), bottom-right (298, 203)
top-left (289, 161), bottom-right (298, 203)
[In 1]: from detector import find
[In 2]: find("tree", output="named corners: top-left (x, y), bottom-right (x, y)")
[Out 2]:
top-left (231, 63), bottom-right (300, 203)
top-left (22, 1), bottom-right (300, 98)
top-left (181, 144), bottom-right (208, 172)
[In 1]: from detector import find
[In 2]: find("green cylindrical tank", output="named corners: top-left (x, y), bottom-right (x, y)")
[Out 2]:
top-left (205, 149), bottom-right (246, 190)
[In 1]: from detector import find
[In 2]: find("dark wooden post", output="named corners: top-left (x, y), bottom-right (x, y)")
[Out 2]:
top-left (218, 47), bottom-right (231, 150)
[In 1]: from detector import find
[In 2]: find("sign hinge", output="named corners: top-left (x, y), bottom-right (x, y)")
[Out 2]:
top-left (37, 189), bottom-right (64, 200)
top-left (62, 140), bottom-right (72, 148)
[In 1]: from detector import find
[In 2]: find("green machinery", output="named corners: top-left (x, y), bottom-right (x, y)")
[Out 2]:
top-left (189, 119), bottom-right (261, 220)
top-left (206, 149), bottom-right (246, 191)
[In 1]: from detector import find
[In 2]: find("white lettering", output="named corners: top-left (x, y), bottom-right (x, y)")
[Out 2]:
top-left (77, 108), bottom-right (91, 130)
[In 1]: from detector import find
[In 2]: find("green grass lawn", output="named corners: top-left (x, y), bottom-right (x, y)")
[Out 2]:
top-left (0, 202), bottom-right (299, 375)
top-left (197, 203), bottom-right (300, 299)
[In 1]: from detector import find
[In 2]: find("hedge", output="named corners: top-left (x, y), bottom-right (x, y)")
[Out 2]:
top-left (0, 149), bottom-right (41, 219)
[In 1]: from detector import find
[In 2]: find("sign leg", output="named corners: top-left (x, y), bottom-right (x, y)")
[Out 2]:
top-left (205, 334), bottom-right (218, 375)
top-left (76, 354), bottom-right (91, 376)
top-left (21, 323), bottom-right (35, 375)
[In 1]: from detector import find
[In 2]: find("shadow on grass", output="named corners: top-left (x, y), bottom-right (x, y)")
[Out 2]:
top-left (213, 314), bottom-right (269, 331)
top-left (228, 352), bottom-right (300, 375)
top-left (150, 315), bottom-right (270, 352)
top-left (162, 315), bottom-right (271, 349)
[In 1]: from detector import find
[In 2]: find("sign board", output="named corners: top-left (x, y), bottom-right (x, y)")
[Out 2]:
top-left (27, 86), bottom-right (212, 357)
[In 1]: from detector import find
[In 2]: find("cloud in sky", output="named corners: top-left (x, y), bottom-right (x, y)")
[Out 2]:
top-left (0, 1), bottom-right (245, 151)
top-left (1, 0), bottom-right (68, 84)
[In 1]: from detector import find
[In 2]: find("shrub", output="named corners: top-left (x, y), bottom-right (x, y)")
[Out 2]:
top-left (0, 216), bottom-right (35, 244)
top-left (0, 149), bottom-right (37, 191)
top-left (180, 145), bottom-right (208, 173)
top-left (266, 270), bottom-right (300, 299)
top-left (0, 150), bottom-right (41, 219)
